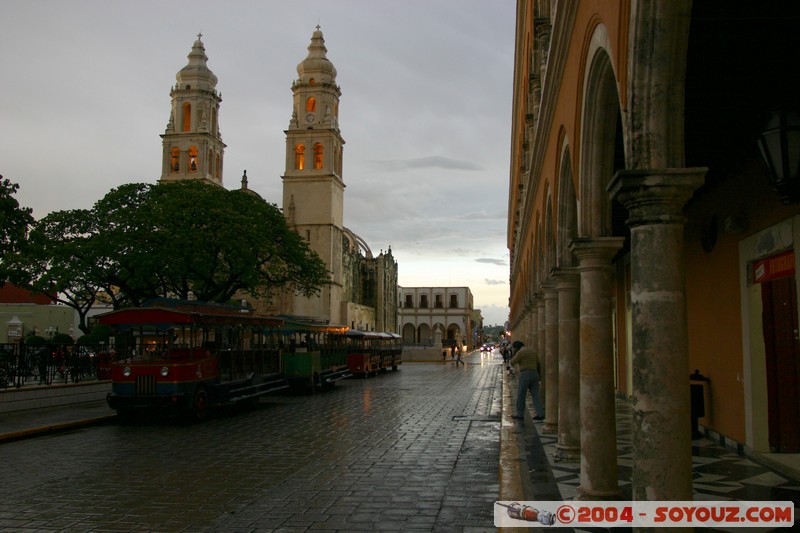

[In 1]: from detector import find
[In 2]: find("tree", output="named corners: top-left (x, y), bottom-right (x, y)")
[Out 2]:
top-left (7, 208), bottom-right (103, 333)
top-left (10, 180), bottom-right (331, 321)
top-left (0, 176), bottom-right (34, 281)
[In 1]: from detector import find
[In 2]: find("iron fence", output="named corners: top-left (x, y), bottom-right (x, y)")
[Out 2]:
top-left (0, 342), bottom-right (115, 389)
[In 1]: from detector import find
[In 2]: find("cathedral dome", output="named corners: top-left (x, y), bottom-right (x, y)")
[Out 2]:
top-left (176, 34), bottom-right (218, 90)
top-left (296, 27), bottom-right (337, 84)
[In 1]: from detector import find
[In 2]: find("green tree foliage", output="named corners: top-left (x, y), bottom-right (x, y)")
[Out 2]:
top-left (7, 208), bottom-right (103, 333)
top-left (10, 181), bottom-right (331, 329)
top-left (0, 176), bottom-right (34, 280)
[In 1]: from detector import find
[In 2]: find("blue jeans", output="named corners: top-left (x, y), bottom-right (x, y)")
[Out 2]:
top-left (516, 369), bottom-right (544, 418)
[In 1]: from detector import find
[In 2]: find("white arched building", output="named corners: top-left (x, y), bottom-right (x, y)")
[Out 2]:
top-left (397, 286), bottom-right (475, 350)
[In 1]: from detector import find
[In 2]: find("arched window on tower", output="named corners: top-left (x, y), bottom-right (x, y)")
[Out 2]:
top-left (182, 102), bottom-right (191, 132)
top-left (188, 146), bottom-right (198, 172)
top-left (170, 147), bottom-right (180, 172)
top-left (306, 97), bottom-right (316, 112)
top-left (207, 149), bottom-right (213, 175)
top-left (295, 144), bottom-right (305, 170)
top-left (215, 154), bottom-right (221, 178)
top-left (313, 143), bottom-right (323, 169)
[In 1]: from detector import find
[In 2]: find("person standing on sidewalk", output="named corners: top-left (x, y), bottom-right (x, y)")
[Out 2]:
top-left (509, 340), bottom-right (544, 420)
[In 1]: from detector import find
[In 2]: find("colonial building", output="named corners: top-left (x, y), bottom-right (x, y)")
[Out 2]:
top-left (0, 284), bottom-right (75, 343)
top-left (398, 286), bottom-right (475, 349)
top-left (274, 28), bottom-right (398, 332)
top-left (509, 0), bottom-right (800, 501)
top-left (158, 31), bottom-right (398, 333)
top-left (159, 34), bottom-right (225, 186)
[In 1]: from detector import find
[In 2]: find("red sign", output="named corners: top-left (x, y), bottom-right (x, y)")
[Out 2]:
top-left (753, 250), bottom-right (795, 284)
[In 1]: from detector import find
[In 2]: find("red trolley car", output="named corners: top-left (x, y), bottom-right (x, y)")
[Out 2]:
top-left (98, 299), bottom-right (288, 420)
top-left (345, 330), bottom-right (403, 377)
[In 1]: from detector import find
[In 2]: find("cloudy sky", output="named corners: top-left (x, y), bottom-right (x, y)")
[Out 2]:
top-left (1, 0), bottom-right (515, 326)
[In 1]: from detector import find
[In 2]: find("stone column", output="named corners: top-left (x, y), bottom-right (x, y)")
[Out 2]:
top-left (526, 299), bottom-right (538, 349)
top-left (536, 293), bottom-right (546, 404)
top-left (552, 268), bottom-right (581, 461)
top-left (570, 237), bottom-right (624, 500)
top-left (608, 168), bottom-right (705, 501)
top-left (542, 282), bottom-right (559, 434)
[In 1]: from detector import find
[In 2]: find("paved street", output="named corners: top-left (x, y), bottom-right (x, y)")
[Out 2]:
top-left (0, 354), bottom-right (504, 532)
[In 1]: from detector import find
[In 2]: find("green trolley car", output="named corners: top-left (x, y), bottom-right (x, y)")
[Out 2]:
top-left (278, 315), bottom-right (351, 391)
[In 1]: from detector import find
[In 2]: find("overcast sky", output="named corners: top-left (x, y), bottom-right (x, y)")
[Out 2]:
top-left (1, 0), bottom-right (515, 326)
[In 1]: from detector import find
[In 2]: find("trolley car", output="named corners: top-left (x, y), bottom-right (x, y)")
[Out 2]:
top-left (380, 332), bottom-right (403, 371)
top-left (345, 330), bottom-right (403, 377)
top-left (278, 315), bottom-right (351, 390)
top-left (97, 299), bottom-right (288, 420)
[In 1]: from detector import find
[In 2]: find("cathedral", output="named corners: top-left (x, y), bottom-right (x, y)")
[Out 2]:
top-left (158, 30), bottom-right (398, 333)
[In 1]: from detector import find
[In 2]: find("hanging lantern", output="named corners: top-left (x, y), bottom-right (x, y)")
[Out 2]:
top-left (757, 109), bottom-right (800, 204)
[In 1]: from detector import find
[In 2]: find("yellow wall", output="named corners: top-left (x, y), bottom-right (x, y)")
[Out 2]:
top-left (684, 157), bottom-right (800, 445)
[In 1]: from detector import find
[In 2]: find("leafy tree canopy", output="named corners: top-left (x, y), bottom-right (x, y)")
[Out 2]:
top-left (0, 176), bottom-right (34, 280)
top-left (8, 180), bottom-right (331, 330)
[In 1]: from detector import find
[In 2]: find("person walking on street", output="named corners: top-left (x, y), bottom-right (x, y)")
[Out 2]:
top-left (509, 340), bottom-right (544, 421)
top-left (455, 344), bottom-right (464, 366)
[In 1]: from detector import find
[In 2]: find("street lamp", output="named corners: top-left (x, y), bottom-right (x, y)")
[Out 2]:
top-left (757, 108), bottom-right (800, 204)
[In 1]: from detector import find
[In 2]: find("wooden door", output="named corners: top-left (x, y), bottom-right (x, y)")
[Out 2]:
top-left (762, 275), bottom-right (800, 452)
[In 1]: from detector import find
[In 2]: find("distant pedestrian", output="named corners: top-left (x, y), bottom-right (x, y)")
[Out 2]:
top-left (510, 341), bottom-right (544, 421)
top-left (455, 344), bottom-right (464, 366)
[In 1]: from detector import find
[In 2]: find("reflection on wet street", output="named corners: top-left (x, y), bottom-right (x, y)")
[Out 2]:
top-left (0, 355), bottom-right (503, 532)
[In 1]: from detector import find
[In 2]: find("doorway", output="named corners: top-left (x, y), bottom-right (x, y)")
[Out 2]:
top-left (760, 263), bottom-right (800, 452)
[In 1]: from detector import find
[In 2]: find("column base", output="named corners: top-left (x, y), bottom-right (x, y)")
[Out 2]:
top-left (576, 485), bottom-right (623, 501)
top-left (555, 444), bottom-right (580, 462)
top-left (542, 421), bottom-right (558, 434)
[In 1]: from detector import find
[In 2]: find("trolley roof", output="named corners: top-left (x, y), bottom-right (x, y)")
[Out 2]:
top-left (277, 314), bottom-right (349, 335)
top-left (96, 299), bottom-right (284, 330)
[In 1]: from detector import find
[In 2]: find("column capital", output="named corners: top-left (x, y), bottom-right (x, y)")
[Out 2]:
top-left (550, 267), bottom-right (580, 291)
top-left (569, 237), bottom-right (625, 269)
top-left (607, 167), bottom-right (707, 226)
top-left (541, 280), bottom-right (558, 296)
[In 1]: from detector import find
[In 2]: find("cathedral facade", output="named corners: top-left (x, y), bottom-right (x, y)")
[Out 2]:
top-left (159, 31), bottom-right (398, 333)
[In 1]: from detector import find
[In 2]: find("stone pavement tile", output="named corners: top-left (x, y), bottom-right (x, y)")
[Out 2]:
top-left (3, 359), bottom-right (507, 532)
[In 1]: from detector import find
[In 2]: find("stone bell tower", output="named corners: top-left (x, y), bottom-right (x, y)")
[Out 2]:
top-left (160, 34), bottom-right (226, 186)
top-left (282, 27), bottom-right (346, 322)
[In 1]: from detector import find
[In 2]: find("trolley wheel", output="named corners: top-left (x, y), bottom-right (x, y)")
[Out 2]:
top-left (189, 388), bottom-right (208, 421)
top-left (309, 373), bottom-right (321, 394)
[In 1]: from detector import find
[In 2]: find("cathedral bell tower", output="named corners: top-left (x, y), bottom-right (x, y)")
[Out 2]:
top-left (282, 27), bottom-right (346, 321)
top-left (160, 34), bottom-right (226, 186)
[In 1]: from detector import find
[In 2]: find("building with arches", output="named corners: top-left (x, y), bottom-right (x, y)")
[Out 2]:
top-left (398, 286), bottom-right (475, 350)
top-left (158, 31), bottom-right (397, 333)
top-left (277, 28), bottom-right (398, 333)
top-left (159, 34), bottom-right (225, 186)
top-left (509, 1), bottom-right (800, 501)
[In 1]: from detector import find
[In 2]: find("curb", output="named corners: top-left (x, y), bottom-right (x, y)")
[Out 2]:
top-left (0, 414), bottom-right (117, 444)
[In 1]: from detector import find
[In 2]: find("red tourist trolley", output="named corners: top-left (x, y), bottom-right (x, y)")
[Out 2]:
top-left (97, 299), bottom-right (288, 420)
top-left (345, 330), bottom-right (403, 377)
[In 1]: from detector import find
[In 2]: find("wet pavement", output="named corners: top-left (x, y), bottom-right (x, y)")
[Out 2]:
top-left (2, 350), bottom-right (798, 531)
top-left (0, 351), bottom-right (505, 532)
